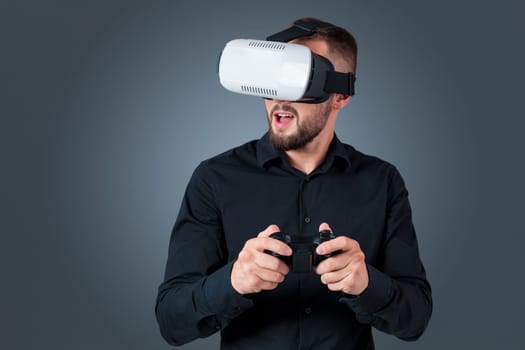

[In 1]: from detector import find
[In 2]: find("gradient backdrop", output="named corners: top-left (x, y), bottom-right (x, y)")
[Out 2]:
top-left (2, 0), bottom-right (524, 349)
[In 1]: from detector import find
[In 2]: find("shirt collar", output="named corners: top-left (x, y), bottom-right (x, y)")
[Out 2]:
top-left (256, 133), bottom-right (281, 168)
top-left (256, 132), bottom-right (351, 170)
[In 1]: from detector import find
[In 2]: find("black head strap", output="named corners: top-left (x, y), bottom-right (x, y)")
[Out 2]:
top-left (266, 19), bottom-right (335, 42)
top-left (326, 71), bottom-right (356, 96)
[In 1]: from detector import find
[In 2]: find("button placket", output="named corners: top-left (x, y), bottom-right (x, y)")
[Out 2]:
top-left (298, 176), bottom-right (312, 231)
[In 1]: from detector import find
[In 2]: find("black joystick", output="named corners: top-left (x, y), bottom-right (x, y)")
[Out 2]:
top-left (265, 230), bottom-right (341, 273)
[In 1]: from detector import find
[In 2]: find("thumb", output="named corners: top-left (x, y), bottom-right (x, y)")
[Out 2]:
top-left (258, 224), bottom-right (281, 238)
top-left (319, 222), bottom-right (332, 233)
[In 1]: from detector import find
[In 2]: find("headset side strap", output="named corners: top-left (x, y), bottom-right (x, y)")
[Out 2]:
top-left (325, 71), bottom-right (356, 96)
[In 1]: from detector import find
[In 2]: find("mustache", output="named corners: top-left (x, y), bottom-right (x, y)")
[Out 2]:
top-left (270, 103), bottom-right (299, 117)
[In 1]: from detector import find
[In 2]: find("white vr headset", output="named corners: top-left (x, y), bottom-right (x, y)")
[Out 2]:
top-left (218, 19), bottom-right (356, 104)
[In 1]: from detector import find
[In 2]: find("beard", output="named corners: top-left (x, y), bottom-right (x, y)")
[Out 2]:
top-left (268, 97), bottom-right (333, 151)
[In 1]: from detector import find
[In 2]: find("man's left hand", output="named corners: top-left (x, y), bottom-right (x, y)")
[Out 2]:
top-left (315, 222), bottom-right (369, 296)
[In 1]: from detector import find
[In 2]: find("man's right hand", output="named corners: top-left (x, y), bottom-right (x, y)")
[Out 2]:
top-left (231, 224), bottom-right (292, 295)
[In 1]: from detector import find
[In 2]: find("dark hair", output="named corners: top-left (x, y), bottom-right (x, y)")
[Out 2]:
top-left (294, 17), bottom-right (358, 73)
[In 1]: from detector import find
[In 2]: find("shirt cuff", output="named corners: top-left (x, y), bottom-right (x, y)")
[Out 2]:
top-left (339, 264), bottom-right (393, 319)
top-left (202, 260), bottom-right (254, 320)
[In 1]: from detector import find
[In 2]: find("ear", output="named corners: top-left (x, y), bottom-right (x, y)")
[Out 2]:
top-left (332, 94), bottom-right (351, 110)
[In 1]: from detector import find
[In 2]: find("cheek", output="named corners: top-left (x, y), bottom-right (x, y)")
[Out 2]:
top-left (264, 99), bottom-right (274, 112)
top-left (264, 102), bottom-right (274, 120)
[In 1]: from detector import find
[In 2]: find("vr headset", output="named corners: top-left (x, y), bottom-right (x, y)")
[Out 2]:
top-left (218, 19), bottom-right (356, 104)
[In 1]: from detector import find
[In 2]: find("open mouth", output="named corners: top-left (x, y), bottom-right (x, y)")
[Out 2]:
top-left (273, 111), bottom-right (296, 128)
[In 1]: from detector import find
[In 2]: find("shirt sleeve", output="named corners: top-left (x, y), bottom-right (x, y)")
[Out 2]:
top-left (339, 166), bottom-right (433, 340)
top-left (155, 162), bottom-right (254, 346)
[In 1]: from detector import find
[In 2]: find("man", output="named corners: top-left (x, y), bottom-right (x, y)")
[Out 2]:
top-left (156, 18), bottom-right (432, 349)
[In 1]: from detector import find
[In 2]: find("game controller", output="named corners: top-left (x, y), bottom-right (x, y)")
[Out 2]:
top-left (265, 230), bottom-right (341, 273)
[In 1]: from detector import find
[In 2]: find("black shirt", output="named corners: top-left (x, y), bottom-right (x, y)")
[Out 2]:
top-left (155, 133), bottom-right (432, 349)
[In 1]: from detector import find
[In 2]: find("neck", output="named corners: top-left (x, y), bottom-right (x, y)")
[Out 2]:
top-left (285, 129), bottom-right (334, 175)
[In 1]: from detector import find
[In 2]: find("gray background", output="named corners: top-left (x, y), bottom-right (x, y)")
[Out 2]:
top-left (2, 0), bottom-right (524, 349)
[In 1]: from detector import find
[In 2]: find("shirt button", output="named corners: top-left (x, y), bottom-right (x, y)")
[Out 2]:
top-left (304, 307), bottom-right (312, 314)
top-left (304, 217), bottom-right (311, 223)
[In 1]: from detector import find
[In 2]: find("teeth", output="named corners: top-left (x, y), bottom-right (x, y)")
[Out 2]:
top-left (276, 113), bottom-right (293, 118)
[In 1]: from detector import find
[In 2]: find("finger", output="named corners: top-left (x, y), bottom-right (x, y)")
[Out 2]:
top-left (318, 222), bottom-right (332, 233)
top-left (316, 236), bottom-right (355, 255)
top-left (316, 247), bottom-right (366, 275)
top-left (326, 280), bottom-right (348, 292)
top-left (244, 235), bottom-right (292, 257)
top-left (262, 236), bottom-right (293, 256)
top-left (254, 250), bottom-right (290, 275)
top-left (319, 268), bottom-right (349, 285)
top-left (255, 225), bottom-right (292, 256)
top-left (254, 266), bottom-right (287, 284)
top-left (253, 280), bottom-right (280, 292)
top-left (315, 252), bottom-right (350, 275)
top-left (241, 272), bottom-right (280, 293)
top-left (327, 272), bottom-right (367, 295)
top-left (232, 257), bottom-right (280, 295)
top-left (257, 224), bottom-right (281, 238)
